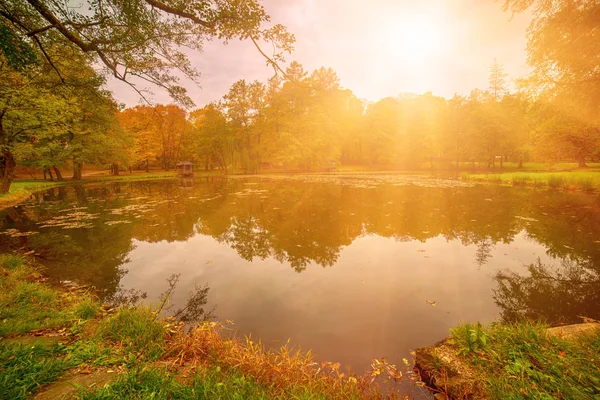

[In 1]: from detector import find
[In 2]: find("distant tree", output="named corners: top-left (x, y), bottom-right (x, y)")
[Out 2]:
top-left (223, 79), bottom-right (266, 173)
top-left (488, 59), bottom-right (508, 100)
top-left (190, 103), bottom-right (230, 172)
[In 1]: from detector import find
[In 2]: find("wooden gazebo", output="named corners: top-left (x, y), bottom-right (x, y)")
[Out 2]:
top-left (176, 161), bottom-right (194, 176)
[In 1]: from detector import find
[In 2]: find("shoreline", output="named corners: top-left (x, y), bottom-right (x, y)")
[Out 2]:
top-left (2, 253), bottom-right (599, 398)
top-left (3, 167), bottom-right (599, 211)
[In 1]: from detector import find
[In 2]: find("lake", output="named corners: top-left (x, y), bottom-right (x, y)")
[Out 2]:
top-left (1, 174), bottom-right (599, 377)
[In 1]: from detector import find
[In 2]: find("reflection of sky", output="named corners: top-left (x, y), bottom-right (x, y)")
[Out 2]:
top-left (107, 0), bottom-right (532, 108)
top-left (120, 229), bottom-right (555, 374)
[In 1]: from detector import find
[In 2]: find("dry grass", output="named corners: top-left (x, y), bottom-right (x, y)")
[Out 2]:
top-left (167, 322), bottom-right (406, 398)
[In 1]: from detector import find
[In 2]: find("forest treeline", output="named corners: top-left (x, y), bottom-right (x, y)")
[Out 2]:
top-left (1, 0), bottom-right (599, 193)
top-left (120, 59), bottom-right (598, 174)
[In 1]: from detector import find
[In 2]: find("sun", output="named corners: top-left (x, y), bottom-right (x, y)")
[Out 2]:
top-left (379, 12), bottom-right (447, 66)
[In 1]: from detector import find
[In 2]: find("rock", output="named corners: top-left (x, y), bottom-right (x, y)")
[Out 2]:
top-left (414, 338), bottom-right (478, 399)
top-left (414, 322), bottom-right (600, 399)
top-left (547, 322), bottom-right (600, 339)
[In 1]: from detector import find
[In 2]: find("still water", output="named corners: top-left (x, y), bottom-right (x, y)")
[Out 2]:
top-left (1, 174), bottom-right (599, 374)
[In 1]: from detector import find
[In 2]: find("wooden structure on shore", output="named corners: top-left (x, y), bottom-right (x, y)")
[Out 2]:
top-left (176, 161), bottom-right (194, 176)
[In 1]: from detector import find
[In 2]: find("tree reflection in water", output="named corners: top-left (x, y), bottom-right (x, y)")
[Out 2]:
top-left (494, 258), bottom-right (600, 324)
top-left (106, 273), bottom-right (214, 324)
top-left (1, 177), bottom-right (600, 326)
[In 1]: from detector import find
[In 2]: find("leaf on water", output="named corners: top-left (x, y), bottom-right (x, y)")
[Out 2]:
top-left (105, 220), bottom-right (132, 226)
top-left (206, 260), bottom-right (212, 264)
top-left (516, 216), bottom-right (538, 222)
top-left (425, 300), bottom-right (437, 307)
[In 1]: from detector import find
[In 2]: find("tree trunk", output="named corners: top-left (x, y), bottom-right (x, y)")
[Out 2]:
top-left (72, 162), bottom-right (82, 180)
top-left (52, 166), bottom-right (63, 181)
top-left (112, 163), bottom-right (120, 176)
top-left (578, 156), bottom-right (587, 168)
top-left (0, 150), bottom-right (16, 194)
top-left (45, 168), bottom-right (54, 181)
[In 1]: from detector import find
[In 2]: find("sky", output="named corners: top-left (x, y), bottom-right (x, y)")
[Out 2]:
top-left (108, 0), bottom-right (533, 108)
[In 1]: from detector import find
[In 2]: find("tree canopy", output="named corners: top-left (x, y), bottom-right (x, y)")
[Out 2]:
top-left (0, 0), bottom-right (295, 106)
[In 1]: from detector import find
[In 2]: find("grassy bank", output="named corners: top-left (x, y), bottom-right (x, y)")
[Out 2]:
top-left (462, 170), bottom-right (600, 192)
top-left (0, 181), bottom-right (71, 210)
top-left (0, 171), bottom-right (225, 211)
top-left (0, 254), bottom-right (402, 399)
top-left (429, 321), bottom-right (600, 398)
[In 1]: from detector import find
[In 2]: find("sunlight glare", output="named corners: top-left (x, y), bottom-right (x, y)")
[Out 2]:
top-left (379, 12), bottom-right (448, 66)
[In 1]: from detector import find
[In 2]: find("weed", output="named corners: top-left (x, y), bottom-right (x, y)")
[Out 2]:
top-left (546, 175), bottom-right (566, 188)
top-left (74, 297), bottom-right (101, 320)
top-left (0, 254), bottom-right (26, 270)
top-left (511, 174), bottom-right (530, 186)
top-left (97, 307), bottom-right (166, 360)
top-left (577, 177), bottom-right (595, 192)
top-left (449, 322), bottom-right (488, 355)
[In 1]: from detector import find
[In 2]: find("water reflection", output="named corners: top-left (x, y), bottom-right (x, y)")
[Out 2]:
top-left (1, 176), bottom-right (599, 370)
top-left (494, 258), bottom-right (600, 323)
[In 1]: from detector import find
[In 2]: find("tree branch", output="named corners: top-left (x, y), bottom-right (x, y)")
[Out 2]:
top-left (30, 34), bottom-right (65, 83)
top-left (144, 0), bottom-right (215, 28)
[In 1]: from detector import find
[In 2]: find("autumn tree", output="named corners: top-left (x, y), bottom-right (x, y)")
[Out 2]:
top-left (120, 105), bottom-right (190, 171)
top-left (119, 106), bottom-right (161, 172)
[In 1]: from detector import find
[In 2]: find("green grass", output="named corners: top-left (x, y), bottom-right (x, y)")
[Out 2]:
top-left (0, 180), bottom-right (69, 209)
top-left (74, 298), bottom-right (101, 320)
top-left (463, 170), bottom-right (600, 192)
top-left (0, 255), bottom-right (72, 336)
top-left (78, 366), bottom-right (278, 400)
top-left (96, 307), bottom-right (166, 360)
top-left (448, 321), bottom-right (600, 399)
top-left (0, 340), bottom-right (71, 400)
